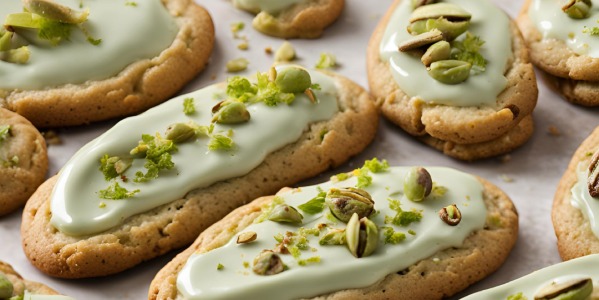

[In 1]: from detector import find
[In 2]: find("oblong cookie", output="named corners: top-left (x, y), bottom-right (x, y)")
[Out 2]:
top-left (0, 108), bottom-right (48, 216)
top-left (553, 126), bottom-right (599, 260)
top-left (1, 0), bottom-right (214, 127)
top-left (21, 67), bottom-right (378, 278)
top-left (149, 163), bottom-right (518, 299)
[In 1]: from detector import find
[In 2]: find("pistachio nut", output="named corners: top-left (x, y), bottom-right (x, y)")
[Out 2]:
top-left (113, 158), bottom-right (132, 175)
top-left (268, 204), bottom-right (303, 224)
top-left (237, 231), bottom-right (257, 244)
top-left (226, 58), bottom-right (249, 73)
top-left (588, 150), bottom-right (599, 197)
top-left (1, 46), bottom-right (30, 64)
top-left (165, 123), bottom-right (197, 143)
top-left (346, 213), bottom-right (379, 258)
top-left (439, 204), bottom-right (462, 226)
top-left (319, 228), bottom-right (346, 245)
top-left (421, 40), bottom-right (451, 67)
top-left (275, 41), bottom-right (296, 62)
top-left (403, 167), bottom-right (433, 202)
top-left (398, 29), bottom-right (444, 52)
top-left (252, 250), bottom-right (285, 276)
top-left (534, 277), bottom-right (593, 300)
top-left (409, 3), bottom-right (472, 23)
top-left (275, 67), bottom-right (312, 93)
top-left (23, 0), bottom-right (89, 24)
top-left (427, 60), bottom-right (471, 84)
top-left (411, 0), bottom-right (437, 9)
top-left (0, 32), bottom-right (13, 52)
top-left (562, 0), bottom-right (592, 19)
top-left (0, 273), bottom-right (13, 299)
top-left (326, 187), bottom-right (375, 223)
top-left (211, 101), bottom-right (251, 124)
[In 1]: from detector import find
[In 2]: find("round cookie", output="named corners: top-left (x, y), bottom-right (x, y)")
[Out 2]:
top-left (0, 260), bottom-right (61, 297)
top-left (0, 108), bottom-right (47, 216)
top-left (232, 0), bottom-right (344, 38)
top-left (1, 0), bottom-right (215, 127)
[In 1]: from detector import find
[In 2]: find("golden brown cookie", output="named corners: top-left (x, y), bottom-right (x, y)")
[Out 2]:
top-left (0, 108), bottom-right (47, 216)
top-left (0, 261), bottom-right (60, 297)
top-left (1, 0), bottom-right (215, 127)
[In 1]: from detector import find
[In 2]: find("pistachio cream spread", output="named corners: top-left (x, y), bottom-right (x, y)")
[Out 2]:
top-left (232, 0), bottom-right (305, 15)
top-left (379, 0), bottom-right (511, 106)
top-left (0, 0), bottom-right (177, 90)
top-left (571, 158), bottom-right (599, 238)
top-left (50, 67), bottom-right (339, 236)
top-left (529, 0), bottom-right (599, 57)
top-left (462, 254), bottom-right (599, 299)
top-left (177, 164), bottom-right (486, 299)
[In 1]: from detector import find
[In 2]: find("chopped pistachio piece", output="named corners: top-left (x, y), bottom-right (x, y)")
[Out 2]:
top-left (315, 52), bottom-right (336, 69)
top-left (0, 125), bottom-right (11, 144)
top-left (211, 101), bottom-right (251, 124)
top-left (0, 32), bottom-right (13, 51)
top-left (253, 250), bottom-right (285, 275)
top-left (226, 58), bottom-right (249, 73)
top-left (319, 228), bottom-right (346, 245)
top-left (237, 231), bottom-right (257, 244)
top-left (1, 46), bottom-right (30, 64)
top-left (183, 97), bottom-right (196, 115)
top-left (217, 263), bottom-right (224, 270)
top-left (207, 132), bottom-right (234, 151)
top-left (0, 274), bottom-right (13, 299)
top-left (274, 41), bottom-right (295, 62)
top-left (275, 67), bottom-right (312, 93)
top-left (23, 0), bottom-right (89, 24)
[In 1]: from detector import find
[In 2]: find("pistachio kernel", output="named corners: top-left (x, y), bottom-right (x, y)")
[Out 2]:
top-left (588, 150), bottom-right (599, 197)
top-left (275, 67), bottom-right (312, 93)
top-left (346, 213), bottom-right (379, 258)
top-left (534, 277), bottom-right (593, 300)
top-left (268, 204), bottom-right (303, 224)
top-left (411, 0), bottom-right (437, 9)
top-left (0, 46), bottom-right (30, 64)
top-left (427, 60), bottom-right (471, 84)
top-left (403, 167), bottom-right (433, 202)
top-left (237, 231), bottom-right (257, 244)
top-left (326, 187), bottom-right (375, 223)
top-left (0, 32), bottom-right (13, 52)
top-left (398, 29), bottom-right (444, 52)
top-left (23, 0), bottom-right (89, 24)
top-left (165, 123), bottom-right (197, 143)
top-left (0, 273), bottom-right (13, 299)
top-left (211, 101), bottom-right (251, 124)
top-left (319, 228), bottom-right (346, 245)
top-left (421, 40), bottom-right (451, 67)
top-left (409, 3), bottom-right (472, 23)
top-left (114, 158), bottom-right (132, 175)
top-left (226, 58), bottom-right (249, 73)
top-left (562, 0), bottom-right (592, 19)
top-left (252, 250), bottom-right (285, 276)
top-left (274, 41), bottom-right (296, 62)
top-left (439, 204), bottom-right (462, 226)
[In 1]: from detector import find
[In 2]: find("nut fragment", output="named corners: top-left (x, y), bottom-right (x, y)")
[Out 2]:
top-left (319, 228), bottom-right (346, 245)
top-left (23, 0), bottom-right (89, 24)
top-left (421, 40), bottom-right (450, 67)
top-left (398, 29), bottom-right (444, 52)
top-left (534, 277), bottom-right (593, 300)
top-left (252, 250), bottom-right (285, 275)
top-left (237, 231), bottom-right (257, 244)
top-left (439, 204), bottom-right (462, 226)
top-left (403, 167), bottom-right (433, 202)
top-left (275, 41), bottom-right (296, 62)
top-left (326, 187), bottom-right (375, 223)
top-left (346, 213), bottom-right (379, 258)
top-left (588, 150), bottom-right (599, 197)
top-left (0, 274), bottom-right (13, 299)
top-left (211, 100), bottom-right (251, 124)
top-left (268, 204), bottom-right (303, 224)
top-left (165, 123), bottom-right (197, 143)
top-left (275, 67), bottom-right (312, 93)
top-left (427, 60), bottom-right (471, 84)
top-left (562, 0), bottom-right (592, 19)
top-left (409, 3), bottom-right (472, 23)
top-left (411, 0), bottom-right (437, 9)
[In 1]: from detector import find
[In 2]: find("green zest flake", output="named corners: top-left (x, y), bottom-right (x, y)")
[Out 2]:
top-left (243, 261), bottom-right (250, 268)
top-left (506, 292), bottom-right (528, 300)
top-left (382, 227), bottom-right (406, 244)
top-left (354, 168), bottom-right (373, 189)
top-left (408, 229), bottom-right (416, 235)
top-left (298, 190), bottom-right (326, 214)
top-left (226, 58), bottom-right (249, 73)
top-left (183, 97), bottom-right (196, 115)
top-left (255, 196), bottom-right (285, 223)
top-left (98, 182), bottom-right (140, 200)
top-left (583, 26), bottom-right (599, 36)
top-left (255, 72), bottom-right (294, 106)
top-left (315, 52), bottom-right (337, 69)
top-left (332, 172), bottom-right (350, 182)
top-left (310, 83), bottom-right (321, 90)
top-left (208, 132), bottom-right (234, 151)
top-left (0, 125), bottom-right (10, 144)
top-left (5, 13), bottom-right (72, 46)
top-left (385, 198), bottom-right (423, 226)
top-left (125, 1), bottom-right (138, 7)
top-left (99, 154), bottom-right (119, 181)
top-left (217, 263), bottom-right (224, 270)
top-left (363, 158), bottom-right (390, 173)
top-left (132, 133), bottom-right (178, 183)
top-left (297, 256), bottom-right (321, 266)
top-left (87, 36), bottom-right (101, 45)
top-left (319, 128), bottom-right (328, 141)
top-left (226, 76), bottom-right (256, 100)
top-left (451, 32), bottom-right (487, 72)
top-left (231, 22), bottom-right (245, 35)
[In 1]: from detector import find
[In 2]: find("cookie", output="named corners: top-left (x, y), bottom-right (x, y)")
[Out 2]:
top-left (462, 254), bottom-right (599, 299)
top-left (553, 126), bottom-right (599, 261)
top-left (518, 0), bottom-right (599, 106)
top-left (367, 0), bottom-right (538, 160)
top-left (0, 0), bottom-right (214, 127)
top-left (149, 162), bottom-right (518, 300)
top-left (21, 66), bottom-right (378, 278)
top-left (0, 260), bottom-right (67, 298)
top-left (232, 0), bottom-right (344, 38)
top-left (0, 108), bottom-right (47, 216)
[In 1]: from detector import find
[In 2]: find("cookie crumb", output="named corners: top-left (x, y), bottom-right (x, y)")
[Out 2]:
top-left (264, 46), bottom-right (273, 54)
top-left (548, 125), bottom-right (561, 136)
top-left (500, 174), bottom-right (514, 183)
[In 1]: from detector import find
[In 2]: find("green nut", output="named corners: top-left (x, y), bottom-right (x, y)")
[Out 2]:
top-left (411, 0), bottom-right (437, 9)
top-left (421, 40), bottom-right (451, 67)
top-left (319, 228), bottom-right (346, 245)
top-left (427, 60), bottom-right (471, 84)
top-left (1, 46), bottom-right (30, 64)
top-left (438, 204), bottom-right (462, 226)
top-left (346, 213), bottom-right (379, 258)
top-left (409, 3), bottom-right (472, 23)
top-left (211, 101), bottom-right (251, 124)
top-left (252, 250), bottom-right (285, 276)
top-left (0, 273), bottom-right (13, 299)
top-left (0, 32), bottom-right (13, 52)
top-left (326, 187), bottom-right (375, 223)
top-left (408, 18), bottom-right (470, 41)
top-left (403, 167), bottom-right (433, 202)
top-left (562, 0), bottom-right (592, 19)
top-left (275, 67), bottom-right (312, 93)
top-left (275, 41), bottom-right (296, 62)
top-left (165, 123), bottom-right (197, 143)
top-left (268, 204), bottom-right (303, 224)
top-left (398, 29), bottom-right (444, 52)
top-left (23, 0), bottom-right (89, 24)
top-left (534, 277), bottom-right (593, 300)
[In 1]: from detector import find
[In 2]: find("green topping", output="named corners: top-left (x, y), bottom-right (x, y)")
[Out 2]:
top-left (362, 158), bottom-right (390, 173)
top-left (385, 198), bottom-right (423, 226)
top-left (183, 98), bottom-right (196, 115)
top-left (208, 132), bottom-right (234, 151)
top-left (319, 128), bottom-right (328, 141)
top-left (315, 52), bottom-right (337, 69)
top-left (506, 292), bottom-right (527, 300)
top-left (98, 182), bottom-right (140, 200)
top-left (226, 58), bottom-right (249, 73)
top-left (355, 169), bottom-right (372, 189)
top-left (230, 22), bottom-right (245, 36)
top-left (274, 67), bottom-right (312, 93)
top-left (0, 125), bottom-right (11, 144)
top-left (99, 155), bottom-right (132, 181)
top-left (408, 230), bottom-right (416, 235)
top-left (319, 228), bottom-right (346, 245)
top-left (332, 172), bottom-right (350, 182)
top-left (382, 227), bottom-right (406, 244)
top-left (132, 133), bottom-right (177, 182)
top-left (87, 36), bottom-right (102, 45)
top-left (217, 263), bottom-right (224, 270)
top-left (353, 158), bottom-right (390, 188)
top-left (0, 273), bottom-right (13, 299)
top-left (583, 26), bottom-right (599, 36)
top-left (450, 32), bottom-right (487, 72)
top-left (297, 256), bottom-right (321, 266)
top-left (255, 196), bottom-right (285, 223)
top-left (297, 190), bottom-right (326, 214)
top-left (125, 1), bottom-right (138, 7)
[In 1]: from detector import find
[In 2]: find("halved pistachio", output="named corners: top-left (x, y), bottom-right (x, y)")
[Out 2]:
top-left (275, 67), bottom-right (312, 93)
top-left (268, 204), bottom-right (303, 224)
top-left (165, 123), bottom-right (197, 143)
top-left (421, 40), bottom-right (450, 67)
top-left (411, 0), bottom-right (437, 9)
top-left (439, 204), bottom-right (462, 226)
top-left (319, 228), bottom-right (346, 245)
top-left (534, 277), bottom-right (593, 300)
top-left (398, 29), bottom-right (444, 52)
top-left (237, 231), bottom-right (257, 244)
top-left (346, 213), bottom-right (379, 258)
top-left (588, 150), bottom-right (599, 197)
top-left (562, 0), bottom-right (592, 19)
top-left (403, 167), bottom-right (433, 202)
top-left (252, 250), bottom-right (285, 275)
top-left (326, 187), bottom-right (375, 223)
top-left (0, 274), bottom-right (13, 299)
top-left (0, 32), bottom-right (13, 52)
top-left (409, 3), bottom-right (472, 23)
top-left (427, 60), bottom-right (471, 84)
top-left (211, 101), bottom-right (251, 124)
top-left (23, 0), bottom-right (89, 24)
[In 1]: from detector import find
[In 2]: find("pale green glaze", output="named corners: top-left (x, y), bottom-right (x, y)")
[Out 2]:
top-left (0, 0), bottom-right (177, 90)
top-left (379, 0), bottom-right (511, 106)
top-left (571, 160), bottom-right (599, 237)
top-left (177, 167), bottom-right (486, 299)
top-left (25, 290), bottom-right (75, 300)
top-left (529, 0), bottom-right (599, 57)
top-left (50, 67), bottom-right (339, 236)
top-left (232, 0), bottom-right (305, 15)
top-left (462, 254), bottom-right (599, 299)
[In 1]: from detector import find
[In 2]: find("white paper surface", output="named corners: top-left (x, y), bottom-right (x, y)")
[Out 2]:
top-left (1, 0), bottom-right (598, 299)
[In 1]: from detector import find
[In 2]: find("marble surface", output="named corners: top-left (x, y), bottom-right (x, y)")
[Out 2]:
top-left (1, 0), bottom-right (598, 299)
